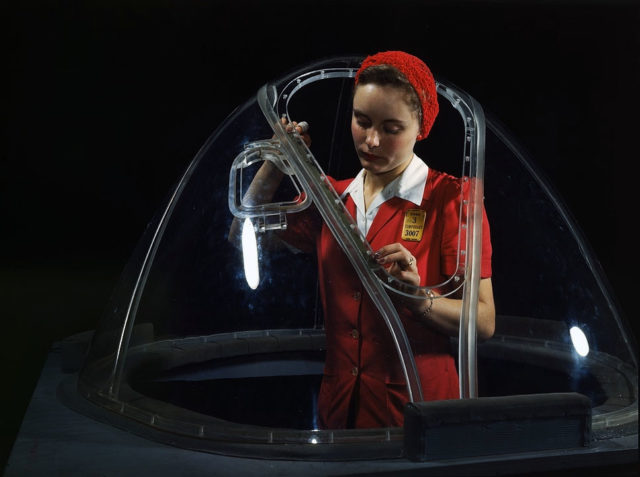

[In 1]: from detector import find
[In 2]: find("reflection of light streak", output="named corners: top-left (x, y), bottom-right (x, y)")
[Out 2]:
top-left (570, 326), bottom-right (589, 357)
top-left (242, 218), bottom-right (259, 290)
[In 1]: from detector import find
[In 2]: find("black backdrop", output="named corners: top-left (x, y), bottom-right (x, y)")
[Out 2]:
top-left (3, 0), bottom-right (639, 469)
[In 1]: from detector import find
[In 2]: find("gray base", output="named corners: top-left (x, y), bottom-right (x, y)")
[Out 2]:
top-left (4, 343), bottom-right (638, 476)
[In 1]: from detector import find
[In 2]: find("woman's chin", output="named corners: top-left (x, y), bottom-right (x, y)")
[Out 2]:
top-left (360, 160), bottom-right (386, 174)
top-left (362, 164), bottom-right (390, 176)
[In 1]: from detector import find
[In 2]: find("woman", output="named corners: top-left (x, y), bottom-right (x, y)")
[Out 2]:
top-left (241, 51), bottom-right (495, 429)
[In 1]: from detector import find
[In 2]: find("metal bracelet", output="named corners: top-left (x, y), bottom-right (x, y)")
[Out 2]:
top-left (421, 290), bottom-right (435, 319)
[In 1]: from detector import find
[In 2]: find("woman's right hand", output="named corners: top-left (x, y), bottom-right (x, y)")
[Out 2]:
top-left (281, 116), bottom-right (312, 147)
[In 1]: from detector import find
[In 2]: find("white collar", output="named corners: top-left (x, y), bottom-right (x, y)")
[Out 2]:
top-left (342, 154), bottom-right (429, 211)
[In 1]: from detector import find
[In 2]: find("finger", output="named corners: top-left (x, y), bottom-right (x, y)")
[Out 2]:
top-left (375, 242), bottom-right (408, 256)
top-left (396, 270), bottom-right (420, 285)
top-left (290, 122), bottom-right (310, 134)
top-left (387, 265), bottom-right (421, 287)
top-left (405, 255), bottom-right (415, 269)
top-left (290, 121), bottom-right (311, 145)
top-left (376, 250), bottom-right (415, 269)
top-left (398, 254), bottom-right (415, 270)
top-left (375, 244), bottom-right (415, 269)
top-left (281, 116), bottom-right (295, 131)
top-left (300, 133), bottom-right (312, 147)
top-left (374, 245), bottom-right (396, 260)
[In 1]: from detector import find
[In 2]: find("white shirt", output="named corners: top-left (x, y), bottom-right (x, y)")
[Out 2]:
top-left (341, 154), bottom-right (429, 237)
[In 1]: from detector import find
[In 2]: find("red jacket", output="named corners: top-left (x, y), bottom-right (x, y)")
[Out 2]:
top-left (284, 169), bottom-right (492, 429)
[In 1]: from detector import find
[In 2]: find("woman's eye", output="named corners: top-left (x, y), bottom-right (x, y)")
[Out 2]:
top-left (385, 127), bottom-right (401, 135)
top-left (357, 119), bottom-right (370, 129)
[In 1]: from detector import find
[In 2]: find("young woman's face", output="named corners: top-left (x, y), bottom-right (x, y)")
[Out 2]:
top-left (351, 83), bottom-right (420, 176)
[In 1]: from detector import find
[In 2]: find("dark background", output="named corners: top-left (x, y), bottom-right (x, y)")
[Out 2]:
top-left (2, 0), bottom-right (639, 470)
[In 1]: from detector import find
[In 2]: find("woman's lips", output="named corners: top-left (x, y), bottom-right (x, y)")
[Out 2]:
top-left (360, 151), bottom-right (382, 161)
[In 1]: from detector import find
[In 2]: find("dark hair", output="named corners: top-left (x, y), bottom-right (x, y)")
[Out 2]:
top-left (355, 64), bottom-right (423, 124)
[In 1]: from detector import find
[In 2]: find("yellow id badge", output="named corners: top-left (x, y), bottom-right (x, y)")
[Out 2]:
top-left (402, 209), bottom-right (426, 242)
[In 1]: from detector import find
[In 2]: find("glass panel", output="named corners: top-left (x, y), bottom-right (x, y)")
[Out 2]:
top-left (75, 55), bottom-right (636, 461)
top-left (480, 119), bottom-right (637, 433)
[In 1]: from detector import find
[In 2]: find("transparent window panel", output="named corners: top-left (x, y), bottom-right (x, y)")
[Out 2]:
top-left (76, 56), bottom-right (636, 460)
top-left (479, 120), bottom-right (637, 433)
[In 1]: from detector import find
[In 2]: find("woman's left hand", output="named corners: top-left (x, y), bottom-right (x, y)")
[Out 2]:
top-left (374, 243), bottom-right (420, 287)
top-left (375, 244), bottom-right (496, 340)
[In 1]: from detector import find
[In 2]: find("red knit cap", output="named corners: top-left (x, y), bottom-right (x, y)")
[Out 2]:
top-left (355, 51), bottom-right (439, 141)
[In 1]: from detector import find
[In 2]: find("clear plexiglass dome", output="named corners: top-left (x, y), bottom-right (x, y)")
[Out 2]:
top-left (73, 56), bottom-right (637, 461)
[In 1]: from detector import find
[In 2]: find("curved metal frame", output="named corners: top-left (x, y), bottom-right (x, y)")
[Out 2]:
top-left (259, 67), bottom-right (487, 399)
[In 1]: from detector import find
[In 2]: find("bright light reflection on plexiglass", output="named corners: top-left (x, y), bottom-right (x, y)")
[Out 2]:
top-left (242, 218), bottom-right (259, 290)
top-left (570, 326), bottom-right (590, 357)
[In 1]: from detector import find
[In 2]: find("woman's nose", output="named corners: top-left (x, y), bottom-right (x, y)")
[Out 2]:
top-left (365, 129), bottom-right (380, 149)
